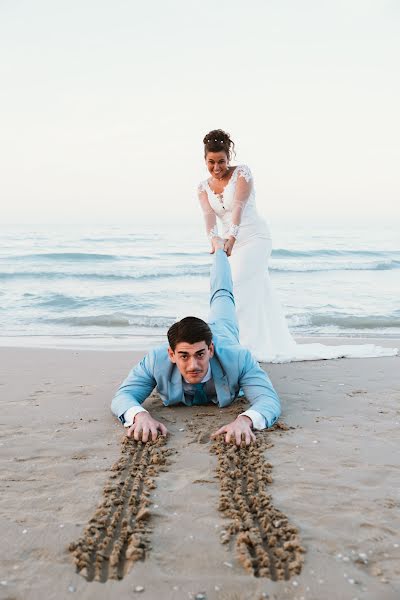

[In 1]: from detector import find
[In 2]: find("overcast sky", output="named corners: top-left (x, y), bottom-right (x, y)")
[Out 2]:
top-left (0, 0), bottom-right (399, 225)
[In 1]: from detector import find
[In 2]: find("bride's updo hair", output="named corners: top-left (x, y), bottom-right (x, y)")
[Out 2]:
top-left (203, 129), bottom-right (235, 160)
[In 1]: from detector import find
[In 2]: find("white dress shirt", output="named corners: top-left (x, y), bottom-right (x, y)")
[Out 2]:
top-left (123, 364), bottom-right (266, 430)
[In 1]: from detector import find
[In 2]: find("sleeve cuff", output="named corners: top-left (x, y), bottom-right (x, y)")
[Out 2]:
top-left (123, 406), bottom-right (148, 428)
top-left (239, 409), bottom-right (266, 430)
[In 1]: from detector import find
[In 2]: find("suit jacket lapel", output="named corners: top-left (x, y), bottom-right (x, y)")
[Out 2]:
top-left (167, 365), bottom-right (185, 405)
top-left (211, 356), bottom-right (231, 407)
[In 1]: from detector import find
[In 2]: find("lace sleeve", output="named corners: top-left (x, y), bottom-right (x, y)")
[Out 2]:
top-left (198, 183), bottom-right (218, 239)
top-left (229, 165), bottom-right (253, 238)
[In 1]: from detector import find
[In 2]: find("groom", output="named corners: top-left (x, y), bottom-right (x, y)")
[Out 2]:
top-left (111, 239), bottom-right (281, 446)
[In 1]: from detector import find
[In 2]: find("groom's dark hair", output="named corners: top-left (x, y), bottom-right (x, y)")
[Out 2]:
top-left (167, 316), bottom-right (212, 351)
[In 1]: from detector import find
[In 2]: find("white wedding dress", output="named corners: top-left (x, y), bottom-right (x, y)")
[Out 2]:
top-left (198, 165), bottom-right (398, 363)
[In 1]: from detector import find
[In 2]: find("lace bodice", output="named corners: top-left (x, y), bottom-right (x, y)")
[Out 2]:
top-left (198, 164), bottom-right (270, 242)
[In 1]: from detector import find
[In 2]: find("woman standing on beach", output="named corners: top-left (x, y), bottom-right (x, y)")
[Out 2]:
top-left (197, 129), bottom-right (397, 362)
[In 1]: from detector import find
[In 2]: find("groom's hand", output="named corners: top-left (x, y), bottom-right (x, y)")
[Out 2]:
top-left (211, 415), bottom-right (256, 446)
top-left (126, 412), bottom-right (168, 442)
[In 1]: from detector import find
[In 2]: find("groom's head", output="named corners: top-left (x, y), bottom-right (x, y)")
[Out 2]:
top-left (167, 317), bottom-right (214, 383)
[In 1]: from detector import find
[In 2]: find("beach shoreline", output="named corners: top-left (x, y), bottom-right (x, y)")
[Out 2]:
top-left (0, 335), bottom-right (398, 352)
top-left (1, 345), bottom-right (399, 599)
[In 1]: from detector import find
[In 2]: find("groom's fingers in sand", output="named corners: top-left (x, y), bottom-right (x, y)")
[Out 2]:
top-left (127, 421), bottom-right (168, 441)
top-left (131, 422), bottom-right (149, 441)
top-left (133, 425), bottom-right (144, 441)
top-left (225, 430), bottom-right (233, 444)
top-left (141, 426), bottom-right (152, 442)
top-left (211, 425), bottom-right (256, 446)
top-left (157, 423), bottom-right (168, 436)
top-left (211, 425), bottom-right (228, 439)
top-left (126, 423), bottom-right (145, 440)
top-left (144, 426), bottom-right (161, 442)
top-left (126, 420), bottom-right (165, 441)
top-left (126, 424), bottom-right (136, 438)
top-left (245, 430), bottom-right (256, 445)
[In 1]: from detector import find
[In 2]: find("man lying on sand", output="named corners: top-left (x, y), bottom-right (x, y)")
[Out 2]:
top-left (111, 239), bottom-right (281, 446)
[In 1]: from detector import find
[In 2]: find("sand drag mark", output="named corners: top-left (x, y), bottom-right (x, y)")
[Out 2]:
top-left (69, 436), bottom-right (172, 582)
top-left (211, 432), bottom-right (305, 580)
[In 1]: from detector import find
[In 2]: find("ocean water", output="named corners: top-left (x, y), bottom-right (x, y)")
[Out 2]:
top-left (0, 222), bottom-right (399, 349)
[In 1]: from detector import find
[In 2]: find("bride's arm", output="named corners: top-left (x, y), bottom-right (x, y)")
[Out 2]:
top-left (198, 186), bottom-right (220, 254)
top-left (225, 166), bottom-right (253, 256)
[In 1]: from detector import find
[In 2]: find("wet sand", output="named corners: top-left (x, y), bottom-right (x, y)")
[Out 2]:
top-left (0, 341), bottom-right (399, 600)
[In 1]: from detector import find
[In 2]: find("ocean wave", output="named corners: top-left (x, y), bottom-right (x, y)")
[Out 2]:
top-left (0, 265), bottom-right (210, 281)
top-left (1, 259), bottom-right (399, 281)
top-left (2, 252), bottom-right (159, 263)
top-left (270, 260), bottom-right (400, 272)
top-left (7, 252), bottom-right (121, 261)
top-left (42, 313), bottom-right (175, 328)
top-left (1, 252), bottom-right (209, 264)
top-left (288, 313), bottom-right (400, 329)
top-left (6, 249), bottom-right (398, 264)
top-left (272, 248), bottom-right (400, 259)
top-left (36, 293), bottom-right (89, 309)
top-left (81, 235), bottom-right (161, 243)
top-left (41, 311), bottom-right (400, 331)
top-left (35, 292), bottom-right (155, 310)
top-left (164, 251), bottom-right (208, 257)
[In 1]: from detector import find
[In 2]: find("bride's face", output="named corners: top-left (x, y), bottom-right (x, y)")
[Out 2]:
top-left (205, 151), bottom-right (229, 179)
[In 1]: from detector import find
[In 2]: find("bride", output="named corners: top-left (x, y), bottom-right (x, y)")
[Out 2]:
top-left (197, 129), bottom-right (397, 362)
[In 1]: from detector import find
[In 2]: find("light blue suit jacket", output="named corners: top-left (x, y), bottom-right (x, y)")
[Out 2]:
top-left (111, 250), bottom-right (281, 428)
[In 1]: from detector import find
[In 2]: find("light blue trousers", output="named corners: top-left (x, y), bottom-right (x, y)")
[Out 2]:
top-left (207, 249), bottom-right (240, 345)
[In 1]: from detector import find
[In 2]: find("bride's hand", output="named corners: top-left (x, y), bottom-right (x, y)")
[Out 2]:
top-left (224, 236), bottom-right (236, 257)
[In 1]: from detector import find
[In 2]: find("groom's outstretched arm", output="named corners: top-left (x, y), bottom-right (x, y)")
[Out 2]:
top-left (238, 349), bottom-right (281, 428)
top-left (212, 349), bottom-right (281, 446)
top-left (111, 349), bottom-right (168, 440)
top-left (111, 351), bottom-right (156, 418)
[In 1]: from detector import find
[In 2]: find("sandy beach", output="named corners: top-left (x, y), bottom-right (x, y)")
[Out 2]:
top-left (1, 340), bottom-right (399, 600)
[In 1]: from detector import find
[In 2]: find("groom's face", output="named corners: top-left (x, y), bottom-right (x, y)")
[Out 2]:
top-left (168, 340), bottom-right (214, 383)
